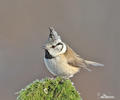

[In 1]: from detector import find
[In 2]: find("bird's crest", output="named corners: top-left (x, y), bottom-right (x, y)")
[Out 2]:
top-left (48, 27), bottom-right (61, 42)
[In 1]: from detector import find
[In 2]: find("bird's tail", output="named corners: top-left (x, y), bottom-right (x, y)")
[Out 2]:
top-left (83, 60), bottom-right (104, 72)
top-left (85, 60), bottom-right (104, 67)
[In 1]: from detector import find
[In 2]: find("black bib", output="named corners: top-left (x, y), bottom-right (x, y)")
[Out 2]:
top-left (45, 49), bottom-right (54, 59)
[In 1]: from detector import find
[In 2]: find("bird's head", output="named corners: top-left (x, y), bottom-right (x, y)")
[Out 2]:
top-left (43, 27), bottom-right (67, 57)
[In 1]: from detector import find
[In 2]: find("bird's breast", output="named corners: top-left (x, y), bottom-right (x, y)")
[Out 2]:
top-left (44, 56), bottom-right (79, 77)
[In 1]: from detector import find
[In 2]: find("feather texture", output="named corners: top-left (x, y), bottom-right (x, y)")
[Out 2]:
top-left (63, 45), bottom-right (91, 71)
top-left (85, 60), bottom-right (104, 67)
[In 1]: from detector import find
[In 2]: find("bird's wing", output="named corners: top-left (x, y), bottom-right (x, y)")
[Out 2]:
top-left (64, 45), bottom-right (91, 71)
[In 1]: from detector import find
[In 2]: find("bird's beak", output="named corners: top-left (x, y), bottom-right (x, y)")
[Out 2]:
top-left (40, 45), bottom-right (46, 50)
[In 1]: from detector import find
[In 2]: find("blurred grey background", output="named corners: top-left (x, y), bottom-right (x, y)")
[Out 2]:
top-left (0, 0), bottom-right (120, 100)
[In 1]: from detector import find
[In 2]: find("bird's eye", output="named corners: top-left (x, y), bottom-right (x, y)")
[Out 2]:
top-left (56, 42), bottom-right (62, 46)
top-left (51, 45), bottom-right (55, 48)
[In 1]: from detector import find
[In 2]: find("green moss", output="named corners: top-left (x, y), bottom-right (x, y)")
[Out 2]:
top-left (17, 77), bottom-right (82, 100)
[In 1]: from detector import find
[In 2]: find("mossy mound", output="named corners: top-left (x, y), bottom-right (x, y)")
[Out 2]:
top-left (17, 77), bottom-right (82, 100)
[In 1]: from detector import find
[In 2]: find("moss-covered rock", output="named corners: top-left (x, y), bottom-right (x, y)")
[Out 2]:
top-left (17, 77), bottom-right (82, 100)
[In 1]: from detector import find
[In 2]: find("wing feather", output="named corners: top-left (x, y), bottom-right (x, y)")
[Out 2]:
top-left (64, 45), bottom-right (91, 71)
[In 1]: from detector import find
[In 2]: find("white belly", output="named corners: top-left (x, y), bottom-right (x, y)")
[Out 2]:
top-left (44, 57), bottom-right (79, 77)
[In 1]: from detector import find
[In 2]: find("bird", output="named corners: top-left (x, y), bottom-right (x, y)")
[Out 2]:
top-left (43, 27), bottom-right (104, 78)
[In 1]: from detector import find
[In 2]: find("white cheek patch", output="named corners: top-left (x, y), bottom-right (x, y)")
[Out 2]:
top-left (56, 45), bottom-right (63, 51)
top-left (48, 49), bottom-right (56, 57)
top-left (54, 43), bottom-right (67, 56)
top-left (48, 43), bottom-right (67, 57)
top-left (59, 43), bottom-right (66, 54)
